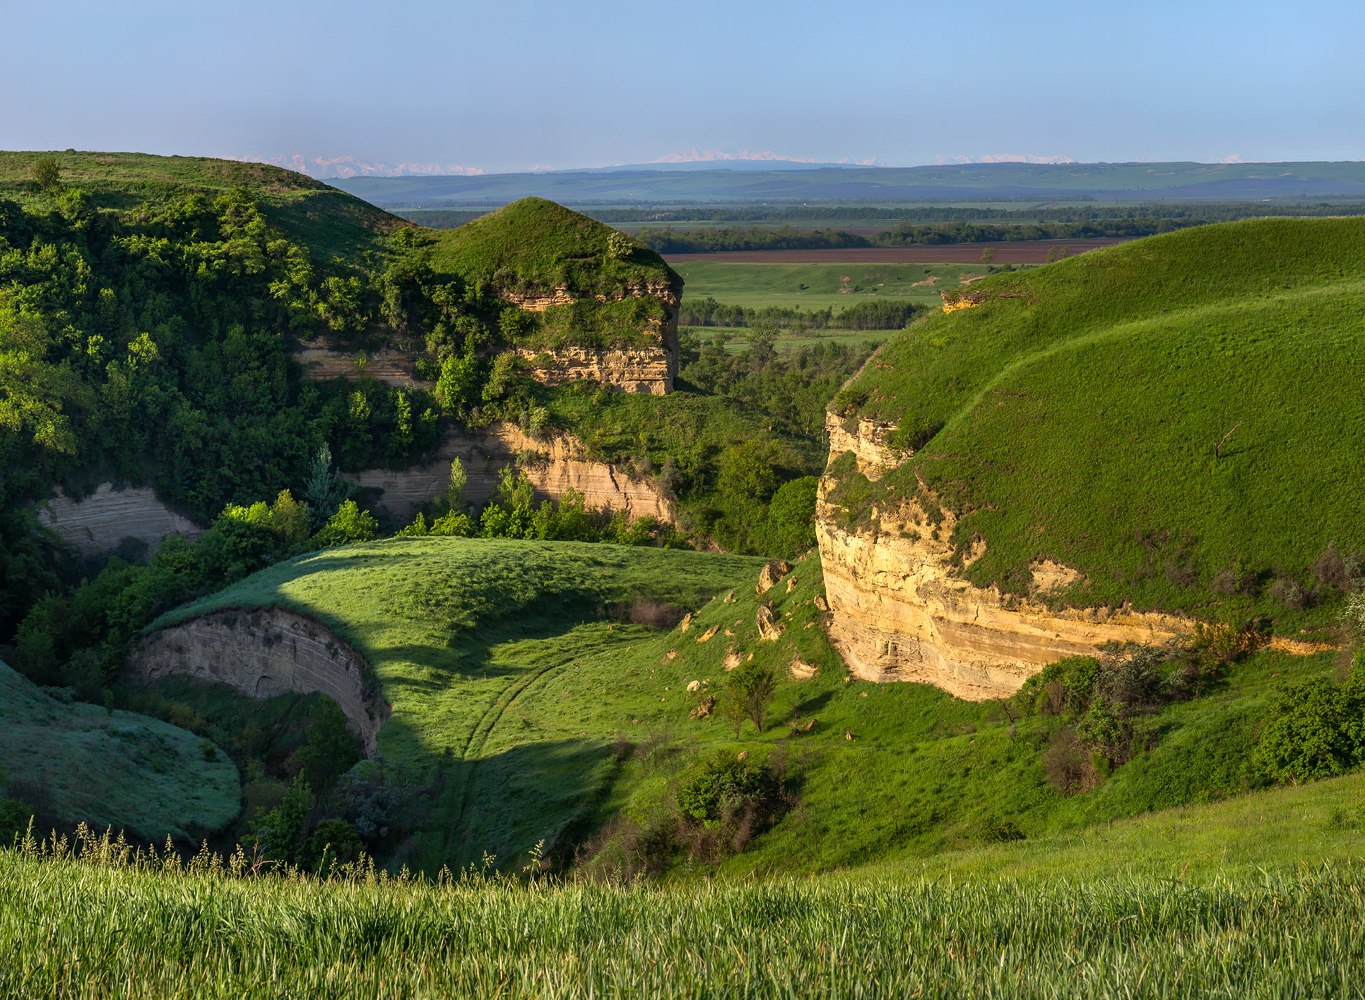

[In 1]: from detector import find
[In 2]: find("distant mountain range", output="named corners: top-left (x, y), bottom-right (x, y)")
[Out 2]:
top-left (331, 161), bottom-right (1365, 209)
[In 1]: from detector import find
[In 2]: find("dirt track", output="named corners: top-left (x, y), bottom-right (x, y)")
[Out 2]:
top-left (665, 238), bottom-right (1134, 265)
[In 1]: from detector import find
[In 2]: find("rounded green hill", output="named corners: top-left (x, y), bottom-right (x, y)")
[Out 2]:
top-left (826, 217), bottom-right (1365, 616)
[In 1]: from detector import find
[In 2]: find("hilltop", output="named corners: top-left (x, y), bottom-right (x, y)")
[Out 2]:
top-left (819, 216), bottom-right (1365, 690)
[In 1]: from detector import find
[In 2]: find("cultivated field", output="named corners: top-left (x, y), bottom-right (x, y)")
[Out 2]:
top-left (667, 237), bottom-right (1131, 265)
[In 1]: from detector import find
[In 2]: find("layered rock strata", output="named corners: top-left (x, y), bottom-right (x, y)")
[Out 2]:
top-left (350, 422), bottom-right (672, 524)
top-left (816, 418), bottom-right (1186, 700)
top-left (129, 608), bottom-right (388, 755)
top-left (37, 484), bottom-right (206, 557)
top-left (294, 343), bottom-right (430, 388)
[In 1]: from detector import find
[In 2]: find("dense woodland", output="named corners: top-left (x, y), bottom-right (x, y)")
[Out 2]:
top-left (0, 164), bottom-right (875, 716)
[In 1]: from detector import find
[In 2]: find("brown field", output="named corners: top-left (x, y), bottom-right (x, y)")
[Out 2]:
top-left (664, 238), bottom-right (1134, 265)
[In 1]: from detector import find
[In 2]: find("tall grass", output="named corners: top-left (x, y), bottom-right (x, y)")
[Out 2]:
top-left (3, 826), bottom-right (1362, 998)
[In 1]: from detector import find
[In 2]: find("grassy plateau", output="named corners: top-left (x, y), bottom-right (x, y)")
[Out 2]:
top-left (828, 217), bottom-right (1365, 619)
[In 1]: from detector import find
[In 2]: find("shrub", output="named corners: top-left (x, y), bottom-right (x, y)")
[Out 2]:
top-left (1015, 656), bottom-right (1099, 717)
top-left (1248, 676), bottom-right (1365, 785)
top-left (721, 661), bottom-right (777, 735)
top-left (676, 751), bottom-right (792, 859)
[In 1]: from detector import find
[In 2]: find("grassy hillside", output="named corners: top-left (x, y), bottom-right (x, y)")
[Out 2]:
top-left (829, 217), bottom-right (1365, 618)
top-left (134, 536), bottom-right (1344, 878)
top-left (0, 150), bottom-right (401, 262)
top-left (426, 196), bottom-right (680, 299)
top-left (5, 769), bottom-right (1365, 997)
top-left (0, 660), bottom-right (239, 840)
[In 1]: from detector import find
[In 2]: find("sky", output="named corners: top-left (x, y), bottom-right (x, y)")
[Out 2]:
top-left (5, 0), bottom-right (1363, 177)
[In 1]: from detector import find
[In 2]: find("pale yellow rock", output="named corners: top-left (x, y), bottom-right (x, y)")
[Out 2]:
top-left (678, 613), bottom-right (693, 634)
top-left (349, 423), bottom-right (672, 524)
top-left (37, 484), bottom-right (205, 557)
top-left (756, 604), bottom-right (783, 642)
top-left (789, 658), bottom-right (818, 681)
top-left (696, 625), bottom-right (719, 644)
top-left (816, 422), bottom-right (1188, 699)
top-left (723, 649), bottom-right (742, 671)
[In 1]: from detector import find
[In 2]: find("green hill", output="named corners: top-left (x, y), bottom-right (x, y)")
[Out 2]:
top-left (828, 217), bottom-right (1365, 618)
top-left (427, 196), bottom-right (680, 299)
top-left (0, 660), bottom-right (239, 841)
top-left (129, 535), bottom-right (1342, 878)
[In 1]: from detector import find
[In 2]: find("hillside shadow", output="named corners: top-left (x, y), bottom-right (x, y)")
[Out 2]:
top-left (376, 714), bottom-right (620, 876)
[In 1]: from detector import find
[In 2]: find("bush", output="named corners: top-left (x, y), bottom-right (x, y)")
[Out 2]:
top-left (676, 751), bottom-right (792, 860)
top-left (1248, 676), bottom-right (1365, 785)
top-left (721, 661), bottom-right (777, 735)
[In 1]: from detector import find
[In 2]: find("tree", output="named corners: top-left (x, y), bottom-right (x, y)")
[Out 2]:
top-left (304, 444), bottom-right (346, 528)
top-left (724, 660), bottom-right (778, 734)
top-left (313, 500), bottom-right (379, 547)
top-left (29, 156), bottom-right (60, 192)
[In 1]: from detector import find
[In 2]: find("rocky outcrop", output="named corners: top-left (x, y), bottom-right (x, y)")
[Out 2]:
top-left (508, 280), bottom-right (681, 394)
top-left (294, 342), bottom-right (430, 388)
top-left (349, 422), bottom-right (672, 524)
top-left (129, 608), bottom-right (388, 755)
top-left (825, 412), bottom-right (902, 480)
top-left (514, 346), bottom-right (674, 396)
top-left (816, 420), bottom-right (1187, 699)
top-left (37, 484), bottom-right (206, 557)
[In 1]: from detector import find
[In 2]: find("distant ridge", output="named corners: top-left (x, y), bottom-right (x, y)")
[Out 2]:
top-left (332, 161), bottom-right (1365, 208)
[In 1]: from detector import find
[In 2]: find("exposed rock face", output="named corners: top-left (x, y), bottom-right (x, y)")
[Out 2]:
top-left (349, 422), bottom-right (672, 524)
top-left (129, 608), bottom-right (389, 755)
top-left (37, 484), bottom-right (206, 557)
top-left (816, 420), bottom-right (1187, 699)
top-left (504, 280), bottom-right (681, 394)
top-left (294, 342), bottom-right (431, 388)
top-left (513, 346), bottom-right (674, 396)
top-left (825, 412), bottom-right (902, 480)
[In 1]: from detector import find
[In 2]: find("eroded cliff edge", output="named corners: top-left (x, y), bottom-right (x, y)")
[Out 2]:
top-left (128, 607), bottom-right (389, 755)
top-left (815, 413), bottom-right (1186, 699)
top-left (351, 422), bottom-right (672, 523)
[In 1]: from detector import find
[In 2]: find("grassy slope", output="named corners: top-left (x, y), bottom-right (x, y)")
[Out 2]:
top-left (143, 538), bottom-right (1338, 878)
top-left (0, 661), bottom-right (239, 840)
top-left (0, 150), bottom-right (402, 263)
top-left (830, 217), bottom-right (1365, 615)
top-left (425, 196), bottom-right (680, 298)
top-left (5, 771), bottom-right (1365, 997)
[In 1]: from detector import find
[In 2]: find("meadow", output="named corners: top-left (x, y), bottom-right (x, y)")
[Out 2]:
top-left (5, 768), bottom-right (1365, 998)
top-left (670, 260), bottom-right (996, 315)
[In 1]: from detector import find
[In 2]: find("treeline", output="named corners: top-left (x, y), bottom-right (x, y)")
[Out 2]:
top-left (636, 219), bottom-right (1184, 254)
top-left (404, 203), bottom-right (1365, 230)
top-left (679, 297), bottom-right (925, 331)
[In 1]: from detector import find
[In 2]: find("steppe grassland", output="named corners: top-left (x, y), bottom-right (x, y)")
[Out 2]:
top-left (6, 771), bottom-right (1365, 999)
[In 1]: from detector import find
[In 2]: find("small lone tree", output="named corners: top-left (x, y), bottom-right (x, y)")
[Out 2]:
top-left (304, 443), bottom-right (346, 528)
top-left (724, 660), bottom-right (778, 735)
top-left (29, 156), bottom-right (61, 192)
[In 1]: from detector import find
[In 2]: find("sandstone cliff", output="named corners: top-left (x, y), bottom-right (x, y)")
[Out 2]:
top-left (816, 415), bottom-right (1186, 699)
top-left (294, 342), bottom-right (431, 388)
top-left (129, 607), bottom-right (388, 755)
top-left (37, 484), bottom-right (206, 557)
top-left (349, 422), bottom-right (672, 524)
top-left (503, 279), bottom-right (681, 395)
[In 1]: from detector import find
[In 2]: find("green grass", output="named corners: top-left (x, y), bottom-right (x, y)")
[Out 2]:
top-left (0, 661), bottom-right (239, 840)
top-left (6, 772), bottom-right (1365, 997)
top-left (672, 260), bottom-right (994, 313)
top-left (828, 217), bottom-right (1365, 616)
top-left (136, 537), bottom-right (1339, 880)
top-left (425, 197), bottom-right (680, 299)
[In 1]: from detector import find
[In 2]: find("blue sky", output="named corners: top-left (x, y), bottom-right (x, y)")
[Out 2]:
top-left (5, 0), bottom-right (1362, 175)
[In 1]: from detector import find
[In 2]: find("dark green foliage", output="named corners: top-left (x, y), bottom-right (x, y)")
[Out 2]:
top-left (0, 796), bottom-right (32, 844)
top-left (680, 296), bottom-right (924, 331)
top-left (1249, 669), bottom-right (1365, 785)
top-left (250, 775), bottom-right (313, 864)
top-left (677, 751), bottom-right (783, 827)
